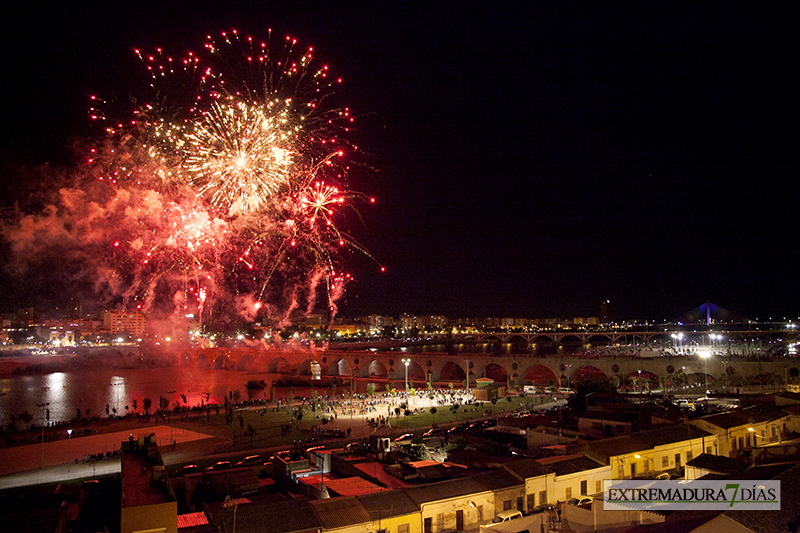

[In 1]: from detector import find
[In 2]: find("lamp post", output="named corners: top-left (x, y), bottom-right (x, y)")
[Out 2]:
top-left (699, 350), bottom-right (710, 395)
top-left (465, 359), bottom-right (471, 399)
top-left (67, 429), bottom-right (73, 471)
top-left (401, 358), bottom-right (410, 396)
top-left (634, 454), bottom-right (655, 477)
top-left (36, 402), bottom-right (50, 469)
top-left (112, 381), bottom-right (123, 415)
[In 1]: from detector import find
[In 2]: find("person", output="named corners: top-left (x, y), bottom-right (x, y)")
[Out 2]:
top-left (556, 501), bottom-right (562, 524)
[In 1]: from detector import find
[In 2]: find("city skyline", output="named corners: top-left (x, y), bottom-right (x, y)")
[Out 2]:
top-left (1, 4), bottom-right (798, 322)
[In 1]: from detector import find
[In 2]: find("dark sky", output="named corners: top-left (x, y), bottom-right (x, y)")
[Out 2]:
top-left (1, 3), bottom-right (798, 322)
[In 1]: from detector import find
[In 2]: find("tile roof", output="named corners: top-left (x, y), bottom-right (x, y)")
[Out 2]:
top-left (685, 453), bottom-right (749, 474)
top-left (207, 498), bottom-right (321, 533)
top-left (321, 476), bottom-right (385, 497)
top-left (536, 454), bottom-right (606, 476)
top-left (403, 478), bottom-right (489, 505)
top-left (311, 496), bottom-right (372, 530)
top-left (473, 469), bottom-right (524, 491)
top-left (581, 435), bottom-right (651, 461)
top-left (694, 404), bottom-right (789, 430)
top-left (632, 424), bottom-right (711, 448)
top-left (502, 457), bottom-right (550, 480)
top-left (722, 463), bottom-right (800, 533)
top-left (177, 512), bottom-right (210, 528)
top-left (358, 490), bottom-right (420, 520)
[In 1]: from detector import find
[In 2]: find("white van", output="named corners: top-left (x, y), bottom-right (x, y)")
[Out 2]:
top-left (492, 509), bottom-right (523, 523)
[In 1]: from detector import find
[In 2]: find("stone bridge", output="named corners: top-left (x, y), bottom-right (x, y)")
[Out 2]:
top-left (177, 347), bottom-right (800, 389)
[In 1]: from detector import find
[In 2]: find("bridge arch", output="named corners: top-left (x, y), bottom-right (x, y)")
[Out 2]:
top-left (268, 357), bottom-right (291, 374)
top-left (363, 359), bottom-right (389, 379)
top-left (586, 335), bottom-right (614, 347)
top-left (507, 335), bottom-right (532, 354)
top-left (569, 365), bottom-right (609, 386)
top-left (213, 355), bottom-right (232, 370)
top-left (624, 370), bottom-right (660, 392)
top-left (196, 352), bottom-right (211, 369)
top-left (298, 358), bottom-right (323, 378)
top-left (558, 334), bottom-right (586, 353)
top-left (325, 357), bottom-right (352, 377)
top-left (236, 353), bottom-right (255, 371)
top-left (531, 335), bottom-right (558, 354)
top-left (440, 361), bottom-right (467, 385)
top-left (483, 362), bottom-right (508, 383)
top-left (521, 364), bottom-right (559, 387)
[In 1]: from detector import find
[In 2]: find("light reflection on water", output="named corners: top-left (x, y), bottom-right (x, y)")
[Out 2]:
top-left (0, 367), bottom-right (321, 427)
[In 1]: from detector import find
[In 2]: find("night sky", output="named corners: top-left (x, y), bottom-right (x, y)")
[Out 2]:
top-left (1, 3), bottom-right (798, 322)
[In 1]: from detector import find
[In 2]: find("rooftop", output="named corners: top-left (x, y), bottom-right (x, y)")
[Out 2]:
top-left (120, 441), bottom-right (174, 508)
top-left (311, 496), bottom-right (372, 530)
top-left (685, 453), bottom-right (749, 475)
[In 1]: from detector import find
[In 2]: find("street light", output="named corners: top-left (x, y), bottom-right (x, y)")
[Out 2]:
top-left (747, 427), bottom-right (771, 446)
top-left (36, 402), bottom-right (50, 469)
top-left (699, 350), bottom-right (710, 395)
top-left (671, 333), bottom-right (684, 354)
top-left (67, 429), bottom-right (73, 471)
top-left (634, 454), bottom-right (655, 477)
top-left (464, 359), bottom-right (471, 398)
top-left (401, 358), bottom-right (410, 396)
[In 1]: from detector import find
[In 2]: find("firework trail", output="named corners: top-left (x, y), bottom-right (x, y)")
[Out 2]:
top-left (2, 29), bottom-right (376, 327)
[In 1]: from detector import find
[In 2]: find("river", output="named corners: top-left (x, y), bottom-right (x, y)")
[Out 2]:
top-left (0, 366), bottom-right (365, 428)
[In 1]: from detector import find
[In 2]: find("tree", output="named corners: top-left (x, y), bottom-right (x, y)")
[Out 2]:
top-left (429, 406), bottom-right (437, 425)
top-left (142, 397), bottom-right (152, 415)
top-left (367, 383), bottom-right (376, 397)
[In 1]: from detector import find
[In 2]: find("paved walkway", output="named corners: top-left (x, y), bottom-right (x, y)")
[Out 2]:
top-left (0, 425), bottom-right (218, 490)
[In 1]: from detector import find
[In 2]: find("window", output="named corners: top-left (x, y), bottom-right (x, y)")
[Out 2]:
top-left (436, 513), bottom-right (444, 531)
top-left (746, 434), bottom-right (751, 448)
top-left (662, 456), bottom-right (669, 468)
top-left (399, 525), bottom-right (409, 533)
top-left (643, 460), bottom-right (650, 472)
top-left (707, 446), bottom-right (712, 454)
top-left (424, 518), bottom-right (432, 533)
top-left (596, 480), bottom-right (602, 494)
top-left (539, 491), bottom-right (547, 506)
top-left (732, 438), bottom-right (737, 451)
top-left (618, 463), bottom-right (624, 477)
top-left (527, 494), bottom-right (536, 511)
top-left (517, 497), bottom-right (524, 511)
top-left (503, 500), bottom-right (512, 511)
top-left (580, 480), bottom-right (587, 495)
top-left (686, 451), bottom-right (693, 463)
top-left (565, 487), bottom-right (572, 499)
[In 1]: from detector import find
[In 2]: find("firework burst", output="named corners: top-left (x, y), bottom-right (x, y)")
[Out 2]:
top-left (5, 29), bottom-right (375, 327)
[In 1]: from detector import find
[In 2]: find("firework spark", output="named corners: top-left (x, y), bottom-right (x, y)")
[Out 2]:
top-left (3, 29), bottom-right (375, 327)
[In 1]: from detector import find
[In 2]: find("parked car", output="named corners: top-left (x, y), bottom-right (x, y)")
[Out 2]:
top-left (530, 503), bottom-right (554, 514)
top-left (393, 433), bottom-right (414, 444)
top-left (655, 472), bottom-right (671, 480)
top-left (492, 509), bottom-right (523, 523)
top-left (236, 455), bottom-right (263, 467)
top-left (567, 497), bottom-right (593, 507)
top-left (447, 424), bottom-right (468, 434)
top-left (174, 464), bottom-right (201, 477)
top-left (423, 427), bottom-right (444, 438)
top-left (205, 461), bottom-right (232, 472)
